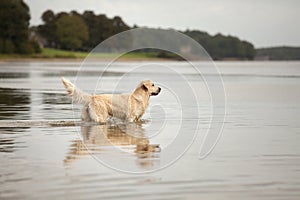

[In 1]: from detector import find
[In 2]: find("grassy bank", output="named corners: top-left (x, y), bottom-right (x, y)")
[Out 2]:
top-left (0, 48), bottom-right (164, 61)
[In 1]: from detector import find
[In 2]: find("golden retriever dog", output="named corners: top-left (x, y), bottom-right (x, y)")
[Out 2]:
top-left (61, 77), bottom-right (161, 123)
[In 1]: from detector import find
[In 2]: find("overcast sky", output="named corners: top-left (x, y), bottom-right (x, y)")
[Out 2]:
top-left (24, 0), bottom-right (300, 48)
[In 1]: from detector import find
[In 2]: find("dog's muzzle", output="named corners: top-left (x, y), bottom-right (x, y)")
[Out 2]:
top-left (151, 87), bottom-right (161, 96)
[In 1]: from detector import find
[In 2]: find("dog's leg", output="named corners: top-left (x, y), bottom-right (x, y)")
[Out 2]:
top-left (88, 104), bottom-right (100, 123)
top-left (88, 101), bottom-right (108, 124)
top-left (81, 106), bottom-right (91, 122)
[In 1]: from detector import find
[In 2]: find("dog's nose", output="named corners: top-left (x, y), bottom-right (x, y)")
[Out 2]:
top-left (158, 87), bottom-right (161, 92)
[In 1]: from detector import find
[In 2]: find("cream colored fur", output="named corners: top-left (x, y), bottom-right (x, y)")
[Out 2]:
top-left (61, 77), bottom-right (161, 123)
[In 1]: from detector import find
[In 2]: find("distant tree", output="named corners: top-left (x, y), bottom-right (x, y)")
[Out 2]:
top-left (81, 11), bottom-right (105, 50)
top-left (82, 11), bottom-right (130, 50)
top-left (38, 10), bottom-right (130, 51)
top-left (112, 16), bottom-right (129, 31)
top-left (256, 47), bottom-right (300, 60)
top-left (184, 30), bottom-right (255, 60)
top-left (55, 14), bottom-right (89, 50)
top-left (242, 41), bottom-right (255, 59)
top-left (0, 0), bottom-right (39, 54)
top-left (38, 10), bottom-right (57, 47)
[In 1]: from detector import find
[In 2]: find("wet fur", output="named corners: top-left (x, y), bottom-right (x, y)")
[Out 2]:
top-left (61, 77), bottom-right (161, 123)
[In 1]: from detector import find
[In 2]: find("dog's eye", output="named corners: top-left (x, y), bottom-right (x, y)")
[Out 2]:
top-left (152, 84), bottom-right (154, 86)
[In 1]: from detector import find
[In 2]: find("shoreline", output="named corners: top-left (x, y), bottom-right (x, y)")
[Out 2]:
top-left (0, 57), bottom-right (173, 63)
top-left (1, 58), bottom-right (299, 63)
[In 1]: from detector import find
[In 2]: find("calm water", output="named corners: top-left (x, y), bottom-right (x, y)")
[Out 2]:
top-left (0, 61), bottom-right (300, 199)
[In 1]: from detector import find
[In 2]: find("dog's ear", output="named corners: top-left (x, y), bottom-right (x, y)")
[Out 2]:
top-left (142, 83), bottom-right (148, 91)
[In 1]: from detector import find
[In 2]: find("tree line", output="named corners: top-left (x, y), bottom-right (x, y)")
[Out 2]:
top-left (184, 30), bottom-right (255, 60)
top-left (0, 0), bottom-right (256, 60)
top-left (36, 10), bottom-right (255, 59)
top-left (256, 47), bottom-right (300, 60)
top-left (36, 10), bottom-right (130, 51)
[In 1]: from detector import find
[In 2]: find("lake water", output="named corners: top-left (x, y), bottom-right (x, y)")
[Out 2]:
top-left (0, 61), bottom-right (300, 199)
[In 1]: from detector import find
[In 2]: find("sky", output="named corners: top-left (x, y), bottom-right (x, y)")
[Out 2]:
top-left (24, 0), bottom-right (300, 48)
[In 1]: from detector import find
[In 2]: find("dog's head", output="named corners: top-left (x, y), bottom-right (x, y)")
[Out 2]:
top-left (139, 80), bottom-right (161, 96)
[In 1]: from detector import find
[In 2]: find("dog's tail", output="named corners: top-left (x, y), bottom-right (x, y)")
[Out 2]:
top-left (61, 77), bottom-right (91, 105)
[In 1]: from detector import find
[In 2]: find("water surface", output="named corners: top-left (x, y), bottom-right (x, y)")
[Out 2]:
top-left (0, 61), bottom-right (300, 199)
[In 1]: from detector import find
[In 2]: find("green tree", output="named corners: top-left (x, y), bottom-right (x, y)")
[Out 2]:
top-left (38, 10), bottom-right (130, 51)
top-left (82, 11), bottom-right (130, 50)
top-left (256, 47), bottom-right (300, 60)
top-left (55, 14), bottom-right (89, 50)
top-left (38, 10), bottom-right (57, 47)
top-left (184, 30), bottom-right (255, 60)
top-left (242, 41), bottom-right (255, 59)
top-left (0, 0), bottom-right (37, 54)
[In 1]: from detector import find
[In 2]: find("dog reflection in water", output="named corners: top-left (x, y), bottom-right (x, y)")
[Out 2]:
top-left (64, 122), bottom-right (161, 168)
